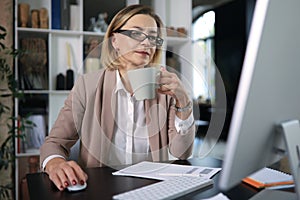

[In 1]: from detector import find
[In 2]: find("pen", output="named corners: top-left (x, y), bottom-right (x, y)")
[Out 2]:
top-left (158, 173), bottom-right (202, 177)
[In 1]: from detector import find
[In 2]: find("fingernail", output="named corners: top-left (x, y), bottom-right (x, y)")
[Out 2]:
top-left (64, 181), bottom-right (69, 186)
top-left (80, 180), bottom-right (85, 185)
top-left (72, 180), bottom-right (77, 185)
top-left (60, 185), bottom-right (64, 190)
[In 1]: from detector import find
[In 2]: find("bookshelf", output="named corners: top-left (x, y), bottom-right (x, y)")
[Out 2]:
top-left (14, 0), bottom-right (192, 199)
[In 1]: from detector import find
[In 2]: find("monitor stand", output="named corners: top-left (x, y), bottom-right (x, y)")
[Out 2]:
top-left (250, 120), bottom-right (300, 200)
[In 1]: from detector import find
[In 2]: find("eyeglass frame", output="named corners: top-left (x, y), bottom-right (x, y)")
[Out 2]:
top-left (114, 29), bottom-right (164, 47)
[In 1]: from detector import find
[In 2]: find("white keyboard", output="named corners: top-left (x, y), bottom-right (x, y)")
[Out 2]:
top-left (112, 176), bottom-right (213, 200)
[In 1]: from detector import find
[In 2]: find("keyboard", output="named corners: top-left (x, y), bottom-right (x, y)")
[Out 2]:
top-left (112, 176), bottom-right (213, 200)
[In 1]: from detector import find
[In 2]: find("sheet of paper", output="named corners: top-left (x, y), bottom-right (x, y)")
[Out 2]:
top-left (112, 161), bottom-right (221, 180)
top-left (202, 193), bottom-right (230, 200)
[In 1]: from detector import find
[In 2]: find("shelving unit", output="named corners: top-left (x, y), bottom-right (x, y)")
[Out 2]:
top-left (14, 0), bottom-right (192, 199)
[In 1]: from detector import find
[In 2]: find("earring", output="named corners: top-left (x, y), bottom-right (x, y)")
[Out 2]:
top-left (115, 48), bottom-right (120, 56)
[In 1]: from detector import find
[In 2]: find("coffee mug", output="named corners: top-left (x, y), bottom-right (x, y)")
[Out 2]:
top-left (127, 67), bottom-right (160, 101)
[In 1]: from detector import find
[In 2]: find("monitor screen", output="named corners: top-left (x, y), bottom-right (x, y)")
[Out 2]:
top-left (218, 0), bottom-right (300, 198)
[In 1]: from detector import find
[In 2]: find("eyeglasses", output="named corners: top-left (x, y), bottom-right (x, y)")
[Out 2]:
top-left (114, 29), bottom-right (164, 47)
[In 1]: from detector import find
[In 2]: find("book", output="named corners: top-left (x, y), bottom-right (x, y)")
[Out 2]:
top-left (70, 4), bottom-right (80, 31)
top-left (61, 0), bottom-right (70, 30)
top-left (17, 116), bottom-right (25, 154)
top-left (242, 167), bottom-right (294, 188)
top-left (51, 0), bottom-right (61, 29)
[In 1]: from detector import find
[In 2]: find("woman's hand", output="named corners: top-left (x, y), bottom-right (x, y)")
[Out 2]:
top-left (45, 157), bottom-right (88, 191)
top-left (158, 67), bottom-right (192, 119)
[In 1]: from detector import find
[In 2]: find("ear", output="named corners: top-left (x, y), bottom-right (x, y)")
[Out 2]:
top-left (111, 34), bottom-right (119, 50)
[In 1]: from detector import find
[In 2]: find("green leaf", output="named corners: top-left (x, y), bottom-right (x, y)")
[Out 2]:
top-left (0, 25), bottom-right (6, 32)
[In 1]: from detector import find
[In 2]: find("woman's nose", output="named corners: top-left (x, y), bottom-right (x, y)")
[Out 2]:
top-left (140, 37), bottom-right (152, 46)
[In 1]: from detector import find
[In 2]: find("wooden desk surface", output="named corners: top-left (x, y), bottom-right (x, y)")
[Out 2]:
top-left (26, 157), bottom-right (257, 200)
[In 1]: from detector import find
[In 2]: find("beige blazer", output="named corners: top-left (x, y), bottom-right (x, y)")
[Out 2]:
top-left (40, 69), bottom-right (195, 168)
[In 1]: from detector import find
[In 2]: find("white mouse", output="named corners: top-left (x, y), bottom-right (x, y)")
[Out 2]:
top-left (66, 182), bottom-right (87, 192)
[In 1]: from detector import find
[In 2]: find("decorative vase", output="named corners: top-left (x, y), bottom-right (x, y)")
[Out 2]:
top-left (39, 8), bottom-right (48, 29)
top-left (31, 9), bottom-right (39, 28)
top-left (18, 3), bottom-right (30, 27)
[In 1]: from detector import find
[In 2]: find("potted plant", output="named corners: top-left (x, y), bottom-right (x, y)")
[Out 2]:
top-left (0, 25), bottom-right (33, 199)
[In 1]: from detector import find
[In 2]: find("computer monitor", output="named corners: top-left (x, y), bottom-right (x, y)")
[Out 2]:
top-left (218, 0), bottom-right (300, 199)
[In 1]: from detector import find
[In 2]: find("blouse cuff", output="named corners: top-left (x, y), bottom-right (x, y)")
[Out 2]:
top-left (174, 112), bottom-right (194, 134)
top-left (42, 155), bottom-right (65, 171)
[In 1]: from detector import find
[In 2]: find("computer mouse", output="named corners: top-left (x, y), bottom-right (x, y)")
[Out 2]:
top-left (66, 182), bottom-right (87, 192)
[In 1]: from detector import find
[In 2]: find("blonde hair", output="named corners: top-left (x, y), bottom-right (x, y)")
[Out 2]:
top-left (100, 4), bottom-right (164, 70)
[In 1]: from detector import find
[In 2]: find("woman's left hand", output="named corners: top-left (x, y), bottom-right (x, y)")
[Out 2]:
top-left (158, 67), bottom-right (192, 119)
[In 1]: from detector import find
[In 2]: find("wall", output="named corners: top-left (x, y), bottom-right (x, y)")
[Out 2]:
top-left (0, 0), bottom-right (14, 196)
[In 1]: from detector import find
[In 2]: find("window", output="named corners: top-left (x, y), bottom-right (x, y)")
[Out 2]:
top-left (192, 11), bottom-right (215, 103)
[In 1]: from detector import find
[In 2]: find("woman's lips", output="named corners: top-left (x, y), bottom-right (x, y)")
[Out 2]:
top-left (135, 51), bottom-right (150, 56)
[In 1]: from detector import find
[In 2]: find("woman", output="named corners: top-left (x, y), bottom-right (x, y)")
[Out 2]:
top-left (40, 4), bottom-right (195, 191)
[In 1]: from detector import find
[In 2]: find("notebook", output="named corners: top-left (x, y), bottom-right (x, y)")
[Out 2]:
top-left (242, 167), bottom-right (294, 188)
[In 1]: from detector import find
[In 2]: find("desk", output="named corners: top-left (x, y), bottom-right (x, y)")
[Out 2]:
top-left (27, 157), bottom-right (258, 200)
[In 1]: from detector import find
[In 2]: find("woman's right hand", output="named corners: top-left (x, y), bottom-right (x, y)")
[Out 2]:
top-left (45, 157), bottom-right (88, 191)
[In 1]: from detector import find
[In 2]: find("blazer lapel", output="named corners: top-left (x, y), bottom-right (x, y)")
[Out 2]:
top-left (101, 70), bottom-right (117, 141)
top-left (94, 70), bottom-right (116, 164)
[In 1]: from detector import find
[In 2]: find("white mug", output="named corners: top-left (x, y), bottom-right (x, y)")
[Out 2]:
top-left (127, 67), bottom-right (160, 101)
